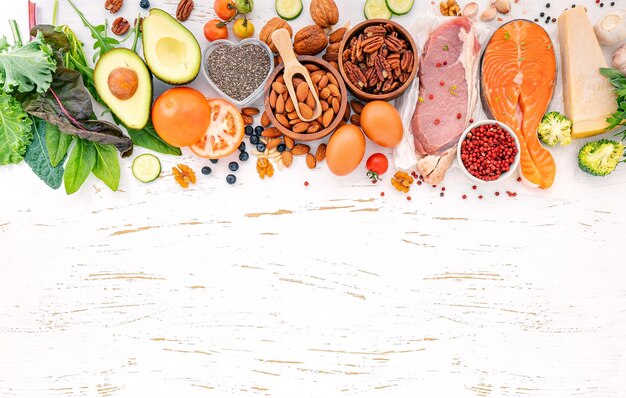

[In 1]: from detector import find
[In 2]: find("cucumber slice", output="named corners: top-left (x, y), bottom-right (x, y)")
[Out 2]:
top-left (364, 0), bottom-right (392, 20)
top-left (275, 0), bottom-right (303, 21)
top-left (132, 154), bottom-right (161, 183)
top-left (386, 0), bottom-right (413, 15)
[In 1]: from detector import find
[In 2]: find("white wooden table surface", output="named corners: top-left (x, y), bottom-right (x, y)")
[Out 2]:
top-left (1, 0), bottom-right (626, 397)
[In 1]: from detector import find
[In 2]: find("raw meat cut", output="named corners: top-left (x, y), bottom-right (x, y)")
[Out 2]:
top-left (410, 17), bottom-right (480, 184)
top-left (481, 20), bottom-right (557, 189)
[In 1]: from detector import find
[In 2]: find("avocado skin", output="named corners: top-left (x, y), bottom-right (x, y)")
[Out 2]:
top-left (94, 48), bottom-right (153, 130)
top-left (141, 8), bottom-right (202, 85)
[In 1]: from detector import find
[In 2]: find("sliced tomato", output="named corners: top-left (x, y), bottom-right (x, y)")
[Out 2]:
top-left (190, 99), bottom-right (245, 159)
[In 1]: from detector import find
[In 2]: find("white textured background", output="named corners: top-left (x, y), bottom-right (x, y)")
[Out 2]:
top-left (1, 0), bottom-right (625, 397)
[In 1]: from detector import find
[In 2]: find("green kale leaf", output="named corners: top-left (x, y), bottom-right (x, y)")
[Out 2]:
top-left (0, 32), bottom-right (56, 94)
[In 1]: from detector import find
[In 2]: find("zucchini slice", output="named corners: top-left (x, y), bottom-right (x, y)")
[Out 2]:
top-left (385, 0), bottom-right (413, 15)
top-left (275, 0), bottom-right (303, 21)
top-left (132, 153), bottom-right (161, 183)
top-left (364, 0), bottom-right (392, 20)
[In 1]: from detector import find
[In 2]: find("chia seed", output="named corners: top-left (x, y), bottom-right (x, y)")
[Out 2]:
top-left (206, 44), bottom-right (271, 102)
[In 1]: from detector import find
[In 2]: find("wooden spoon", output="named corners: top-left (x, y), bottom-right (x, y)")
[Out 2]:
top-left (270, 28), bottom-right (322, 122)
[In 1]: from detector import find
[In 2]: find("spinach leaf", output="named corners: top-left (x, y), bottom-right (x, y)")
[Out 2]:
top-left (22, 67), bottom-right (132, 156)
top-left (0, 92), bottom-right (33, 165)
top-left (65, 0), bottom-right (120, 62)
top-left (0, 32), bottom-right (56, 94)
top-left (92, 142), bottom-right (120, 191)
top-left (122, 119), bottom-right (182, 156)
top-left (24, 116), bottom-right (64, 189)
top-left (46, 122), bottom-right (72, 167)
top-left (64, 137), bottom-right (96, 195)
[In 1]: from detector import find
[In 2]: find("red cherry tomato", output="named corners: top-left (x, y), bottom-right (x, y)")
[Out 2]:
top-left (214, 0), bottom-right (237, 20)
top-left (204, 19), bottom-right (228, 42)
top-left (365, 153), bottom-right (389, 182)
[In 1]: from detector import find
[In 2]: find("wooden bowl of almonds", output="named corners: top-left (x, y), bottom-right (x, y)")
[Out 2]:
top-left (263, 56), bottom-right (348, 142)
top-left (338, 19), bottom-right (418, 102)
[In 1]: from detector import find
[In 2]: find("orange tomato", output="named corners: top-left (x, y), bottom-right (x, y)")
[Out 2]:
top-left (190, 99), bottom-right (244, 159)
top-left (360, 101), bottom-right (403, 148)
top-left (152, 87), bottom-right (211, 148)
top-left (214, 0), bottom-right (237, 20)
top-left (204, 19), bottom-right (228, 42)
top-left (232, 18), bottom-right (254, 40)
top-left (326, 124), bottom-right (366, 176)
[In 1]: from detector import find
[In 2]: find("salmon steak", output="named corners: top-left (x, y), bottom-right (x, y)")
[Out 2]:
top-left (481, 20), bottom-right (557, 189)
top-left (410, 17), bottom-right (480, 184)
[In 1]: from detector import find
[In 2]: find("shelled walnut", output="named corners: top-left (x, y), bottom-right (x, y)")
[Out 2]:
top-left (439, 0), bottom-right (461, 16)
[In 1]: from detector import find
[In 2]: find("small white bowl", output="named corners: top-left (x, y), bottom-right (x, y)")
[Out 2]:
top-left (201, 38), bottom-right (274, 107)
top-left (456, 119), bottom-right (521, 184)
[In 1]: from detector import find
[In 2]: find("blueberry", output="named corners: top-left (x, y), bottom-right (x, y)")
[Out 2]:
top-left (228, 162), bottom-right (239, 171)
top-left (226, 174), bottom-right (236, 184)
top-left (249, 135), bottom-right (260, 145)
top-left (254, 126), bottom-right (264, 135)
top-left (245, 125), bottom-right (254, 136)
top-left (139, 0), bottom-right (150, 8)
top-left (239, 151), bottom-right (249, 161)
top-left (238, 141), bottom-right (246, 151)
top-left (256, 143), bottom-right (266, 152)
top-left (201, 166), bottom-right (212, 175)
top-left (210, 159), bottom-right (218, 164)
top-left (277, 143), bottom-right (286, 153)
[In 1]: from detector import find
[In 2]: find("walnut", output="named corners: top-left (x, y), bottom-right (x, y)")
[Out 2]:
top-left (104, 0), bottom-right (123, 14)
top-left (310, 0), bottom-right (339, 29)
top-left (259, 18), bottom-right (292, 53)
top-left (176, 0), bottom-right (194, 22)
top-left (111, 17), bottom-right (130, 36)
top-left (293, 25), bottom-right (328, 56)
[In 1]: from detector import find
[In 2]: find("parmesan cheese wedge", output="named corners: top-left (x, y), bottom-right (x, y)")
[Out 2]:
top-left (558, 7), bottom-right (617, 139)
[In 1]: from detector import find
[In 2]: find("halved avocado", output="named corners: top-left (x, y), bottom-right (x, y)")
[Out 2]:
top-left (94, 48), bottom-right (152, 130)
top-left (142, 8), bottom-right (202, 85)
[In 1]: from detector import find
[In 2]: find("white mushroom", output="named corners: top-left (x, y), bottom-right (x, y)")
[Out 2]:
top-left (594, 9), bottom-right (626, 46)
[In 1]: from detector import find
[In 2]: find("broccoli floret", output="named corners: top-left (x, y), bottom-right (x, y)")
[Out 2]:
top-left (578, 139), bottom-right (625, 176)
top-left (537, 111), bottom-right (573, 146)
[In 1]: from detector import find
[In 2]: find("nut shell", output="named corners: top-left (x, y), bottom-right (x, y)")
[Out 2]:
top-left (293, 25), bottom-right (328, 56)
top-left (259, 18), bottom-right (293, 53)
top-left (310, 0), bottom-right (339, 29)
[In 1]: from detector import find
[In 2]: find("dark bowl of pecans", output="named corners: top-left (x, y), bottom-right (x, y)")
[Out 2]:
top-left (338, 19), bottom-right (418, 102)
top-left (263, 56), bottom-right (348, 142)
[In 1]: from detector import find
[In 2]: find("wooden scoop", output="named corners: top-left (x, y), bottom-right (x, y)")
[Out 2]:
top-left (270, 28), bottom-right (322, 122)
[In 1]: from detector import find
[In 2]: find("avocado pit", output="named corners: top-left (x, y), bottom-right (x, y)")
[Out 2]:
top-left (108, 67), bottom-right (139, 100)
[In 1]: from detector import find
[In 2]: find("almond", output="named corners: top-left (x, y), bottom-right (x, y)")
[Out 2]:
top-left (276, 75), bottom-right (285, 84)
top-left (320, 100), bottom-right (329, 111)
top-left (282, 151), bottom-right (293, 167)
top-left (328, 83), bottom-right (340, 97)
top-left (242, 114), bottom-right (254, 125)
top-left (287, 111), bottom-right (300, 120)
top-left (266, 137), bottom-right (282, 149)
top-left (296, 82), bottom-right (310, 102)
top-left (298, 102), bottom-right (314, 119)
top-left (312, 73), bottom-right (323, 84)
top-left (305, 91), bottom-right (316, 109)
top-left (350, 114), bottom-right (361, 126)
top-left (320, 87), bottom-right (331, 100)
top-left (350, 100), bottom-right (364, 114)
top-left (322, 108), bottom-right (334, 127)
top-left (289, 117), bottom-right (302, 125)
top-left (262, 127), bottom-right (282, 138)
top-left (261, 111), bottom-right (271, 127)
top-left (275, 94), bottom-right (285, 114)
top-left (331, 97), bottom-right (340, 113)
top-left (326, 43), bottom-right (340, 54)
top-left (329, 27), bottom-right (346, 43)
top-left (318, 75), bottom-right (329, 89)
top-left (270, 90), bottom-right (278, 109)
top-left (305, 64), bottom-right (320, 72)
top-left (292, 77), bottom-right (305, 86)
top-left (272, 81), bottom-right (286, 94)
top-left (306, 153), bottom-right (317, 169)
top-left (284, 136), bottom-right (295, 149)
top-left (292, 144), bottom-right (310, 155)
top-left (307, 124), bottom-right (321, 133)
top-left (293, 122), bottom-right (310, 133)
top-left (327, 72), bottom-right (338, 87)
top-left (241, 107), bottom-right (260, 116)
top-left (276, 114), bottom-right (290, 128)
top-left (315, 143), bottom-right (327, 162)
top-left (312, 70), bottom-right (326, 79)
top-left (286, 97), bottom-right (295, 112)
top-left (343, 106), bottom-right (350, 121)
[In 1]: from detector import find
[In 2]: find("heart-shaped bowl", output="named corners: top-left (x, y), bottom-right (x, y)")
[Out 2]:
top-left (263, 56), bottom-right (348, 142)
top-left (201, 38), bottom-right (274, 107)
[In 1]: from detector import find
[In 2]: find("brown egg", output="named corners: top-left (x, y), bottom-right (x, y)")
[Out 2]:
top-left (326, 124), bottom-right (366, 176)
top-left (360, 101), bottom-right (403, 148)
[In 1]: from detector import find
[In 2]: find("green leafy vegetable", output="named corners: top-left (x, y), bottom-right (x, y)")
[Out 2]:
top-left (65, 0), bottom-right (120, 62)
top-left (122, 119), bottom-right (182, 156)
top-left (600, 68), bottom-right (626, 135)
top-left (46, 122), bottom-right (72, 167)
top-left (30, 25), bottom-right (70, 65)
top-left (22, 66), bottom-right (133, 156)
top-left (0, 31), bottom-right (56, 94)
top-left (64, 137), bottom-right (96, 194)
top-left (0, 92), bottom-right (33, 164)
top-left (24, 116), bottom-right (64, 189)
top-left (92, 142), bottom-right (120, 191)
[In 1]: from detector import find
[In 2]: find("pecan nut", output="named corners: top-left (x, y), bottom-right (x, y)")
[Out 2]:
top-left (104, 0), bottom-right (123, 13)
top-left (176, 0), bottom-right (194, 21)
top-left (111, 17), bottom-right (130, 36)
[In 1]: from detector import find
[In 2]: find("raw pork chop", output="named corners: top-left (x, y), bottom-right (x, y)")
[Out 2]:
top-left (410, 17), bottom-right (480, 184)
